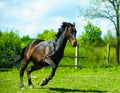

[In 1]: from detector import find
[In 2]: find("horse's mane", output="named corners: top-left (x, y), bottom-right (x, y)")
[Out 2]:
top-left (56, 22), bottom-right (74, 38)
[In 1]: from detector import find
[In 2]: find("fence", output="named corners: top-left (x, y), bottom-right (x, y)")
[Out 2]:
top-left (61, 44), bottom-right (87, 68)
top-left (0, 44), bottom-right (87, 69)
top-left (0, 44), bottom-right (111, 69)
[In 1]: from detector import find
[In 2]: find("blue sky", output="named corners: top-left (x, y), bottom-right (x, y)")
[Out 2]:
top-left (0, 0), bottom-right (113, 38)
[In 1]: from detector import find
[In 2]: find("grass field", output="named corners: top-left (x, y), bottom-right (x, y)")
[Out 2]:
top-left (1, 66), bottom-right (120, 93)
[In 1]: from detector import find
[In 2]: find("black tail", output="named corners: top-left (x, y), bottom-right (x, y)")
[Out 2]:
top-left (9, 55), bottom-right (23, 67)
top-left (8, 47), bottom-right (26, 67)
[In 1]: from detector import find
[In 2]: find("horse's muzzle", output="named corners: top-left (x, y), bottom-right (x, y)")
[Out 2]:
top-left (72, 41), bottom-right (77, 47)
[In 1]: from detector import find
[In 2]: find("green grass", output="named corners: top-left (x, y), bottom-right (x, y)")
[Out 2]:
top-left (1, 66), bottom-right (120, 93)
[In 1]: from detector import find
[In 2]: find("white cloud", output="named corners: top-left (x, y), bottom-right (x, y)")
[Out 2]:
top-left (0, 1), bottom-right (6, 8)
top-left (7, 0), bottom-right (73, 22)
top-left (16, 23), bottom-right (40, 37)
top-left (0, 0), bottom-right (113, 38)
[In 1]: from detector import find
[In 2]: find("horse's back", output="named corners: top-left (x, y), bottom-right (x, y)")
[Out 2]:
top-left (30, 40), bottom-right (51, 61)
top-left (24, 39), bottom-right (44, 60)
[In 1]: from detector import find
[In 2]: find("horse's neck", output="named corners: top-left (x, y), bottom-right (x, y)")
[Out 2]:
top-left (55, 31), bottom-right (67, 52)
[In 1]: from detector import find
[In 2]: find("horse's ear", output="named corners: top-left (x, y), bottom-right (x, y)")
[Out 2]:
top-left (62, 22), bottom-right (67, 27)
top-left (62, 22), bottom-right (65, 26)
top-left (73, 22), bottom-right (75, 26)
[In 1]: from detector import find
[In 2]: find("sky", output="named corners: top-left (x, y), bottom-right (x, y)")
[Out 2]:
top-left (0, 0), bottom-right (113, 38)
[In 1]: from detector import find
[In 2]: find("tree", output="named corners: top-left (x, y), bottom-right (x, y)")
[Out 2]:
top-left (0, 30), bottom-right (21, 67)
top-left (103, 30), bottom-right (116, 47)
top-left (37, 29), bottom-right (56, 40)
top-left (84, 0), bottom-right (120, 64)
top-left (0, 30), bottom-right (21, 55)
top-left (78, 22), bottom-right (102, 46)
top-left (21, 35), bottom-right (33, 49)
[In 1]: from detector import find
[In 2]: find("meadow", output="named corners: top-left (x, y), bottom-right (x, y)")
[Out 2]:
top-left (0, 66), bottom-right (120, 93)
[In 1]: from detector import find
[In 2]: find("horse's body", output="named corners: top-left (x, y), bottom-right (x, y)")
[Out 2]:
top-left (9, 22), bottom-right (77, 89)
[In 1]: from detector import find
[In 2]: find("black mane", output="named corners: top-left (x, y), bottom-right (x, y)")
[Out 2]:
top-left (56, 22), bottom-right (75, 38)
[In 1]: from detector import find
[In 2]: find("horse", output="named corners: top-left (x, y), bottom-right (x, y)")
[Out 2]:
top-left (9, 22), bottom-right (77, 89)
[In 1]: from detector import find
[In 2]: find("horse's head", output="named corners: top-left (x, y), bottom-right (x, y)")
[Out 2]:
top-left (56, 22), bottom-right (77, 47)
top-left (64, 22), bottom-right (77, 47)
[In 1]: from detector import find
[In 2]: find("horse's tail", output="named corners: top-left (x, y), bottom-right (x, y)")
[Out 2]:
top-left (9, 47), bottom-right (26, 67)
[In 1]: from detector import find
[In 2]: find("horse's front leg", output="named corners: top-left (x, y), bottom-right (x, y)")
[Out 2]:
top-left (40, 67), bottom-right (57, 86)
top-left (40, 56), bottom-right (57, 86)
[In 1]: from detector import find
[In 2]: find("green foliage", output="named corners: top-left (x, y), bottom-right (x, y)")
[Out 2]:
top-left (84, 0), bottom-right (120, 64)
top-left (103, 30), bottom-right (116, 47)
top-left (21, 35), bottom-right (33, 49)
top-left (60, 41), bottom-right (76, 66)
top-left (37, 29), bottom-right (56, 40)
top-left (77, 22), bottom-right (116, 66)
top-left (0, 26), bottom-right (117, 68)
top-left (78, 22), bottom-right (103, 46)
top-left (0, 30), bottom-right (21, 66)
top-left (0, 30), bottom-right (33, 67)
top-left (77, 45), bottom-right (116, 67)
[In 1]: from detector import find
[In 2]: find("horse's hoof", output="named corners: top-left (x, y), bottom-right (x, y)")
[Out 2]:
top-left (40, 78), bottom-right (48, 86)
top-left (40, 81), bottom-right (47, 86)
top-left (30, 85), bottom-right (34, 89)
top-left (21, 87), bottom-right (25, 90)
top-left (40, 82), bottom-right (45, 86)
top-left (21, 85), bottom-right (25, 90)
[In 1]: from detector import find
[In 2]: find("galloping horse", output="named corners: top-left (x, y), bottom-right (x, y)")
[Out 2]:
top-left (9, 22), bottom-right (77, 89)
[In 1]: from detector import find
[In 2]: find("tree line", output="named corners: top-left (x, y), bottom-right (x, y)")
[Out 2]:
top-left (83, 0), bottom-right (120, 64)
top-left (0, 22), bottom-right (117, 67)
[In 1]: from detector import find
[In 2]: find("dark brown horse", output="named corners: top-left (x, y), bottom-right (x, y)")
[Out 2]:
top-left (9, 22), bottom-right (77, 89)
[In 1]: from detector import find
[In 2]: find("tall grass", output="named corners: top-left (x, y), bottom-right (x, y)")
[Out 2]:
top-left (61, 43), bottom-right (116, 67)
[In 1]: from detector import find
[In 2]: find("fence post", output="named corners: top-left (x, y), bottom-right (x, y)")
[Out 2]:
top-left (75, 44), bottom-right (79, 68)
top-left (106, 44), bottom-right (110, 65)
top-left (4, 44), bottom-right (7, 67)
top-left (14, 44), bottom-right (16, 59)
top-left (4, 45), bottom-right (7, 61)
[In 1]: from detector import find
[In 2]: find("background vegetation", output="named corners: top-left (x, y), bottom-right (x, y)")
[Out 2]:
top-left (84, 0), bottom-right (120, 64)
top-left (0, 0), bottom-right (119, 92)
top-left (0, 21), bottom-right (116, 68)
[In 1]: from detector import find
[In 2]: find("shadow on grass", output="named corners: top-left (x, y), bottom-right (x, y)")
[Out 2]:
top-left (49, 87), bottom-right (107, 93)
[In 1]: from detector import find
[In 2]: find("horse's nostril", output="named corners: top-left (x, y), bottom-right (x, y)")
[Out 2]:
top-left (72, 41), bottom-right (77, 47)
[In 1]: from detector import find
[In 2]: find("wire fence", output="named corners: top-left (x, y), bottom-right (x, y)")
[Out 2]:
top-left (0, 44), bottom-right (87, 69)
top-left (0, 44), bottom-right (112, 70)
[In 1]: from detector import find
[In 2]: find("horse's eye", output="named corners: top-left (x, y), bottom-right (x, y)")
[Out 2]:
top-left (70, 30), bottom-right (74, 34)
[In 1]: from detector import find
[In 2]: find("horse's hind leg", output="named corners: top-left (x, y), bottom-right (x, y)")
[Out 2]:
top-left (27, 64), bottom-right (43, 89)
top-left (20, 59), bottom-right (29, 89)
